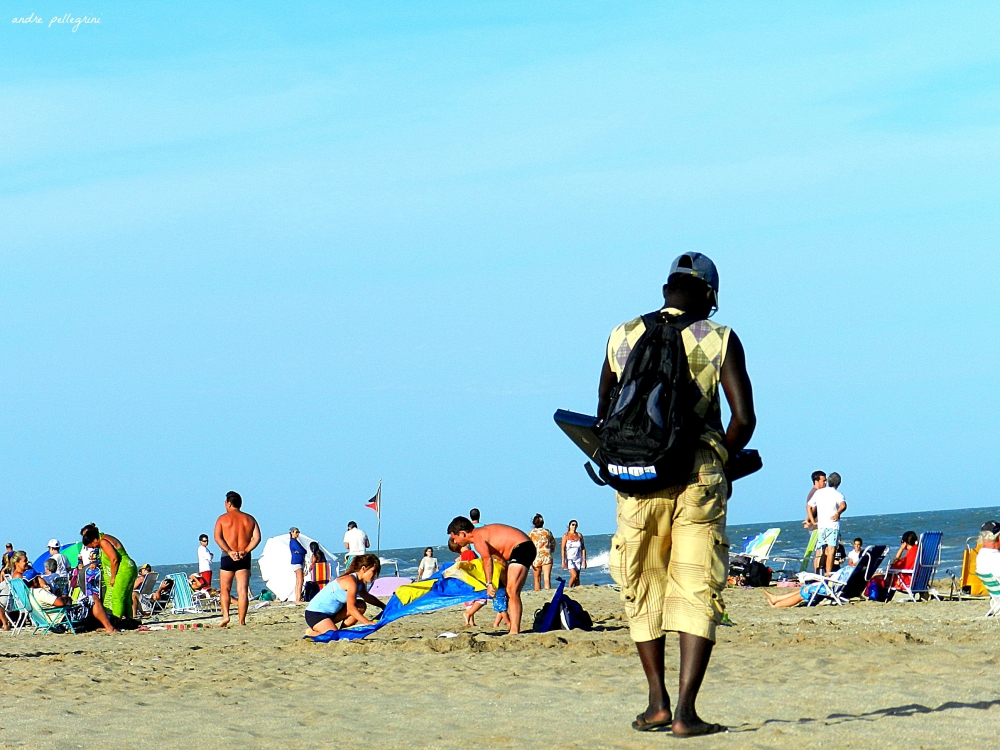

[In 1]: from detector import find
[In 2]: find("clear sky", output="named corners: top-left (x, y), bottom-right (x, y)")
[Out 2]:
top-left (3, 3), bottom-right (999, 563)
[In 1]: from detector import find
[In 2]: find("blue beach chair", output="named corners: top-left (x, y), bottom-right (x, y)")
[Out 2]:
top-left (889, 531), bottom-right (943, 602)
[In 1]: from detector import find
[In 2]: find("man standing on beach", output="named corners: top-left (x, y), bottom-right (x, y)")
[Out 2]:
top-left (343, 521), bottom-right (369, 565)
top-left (807, 472), bottom-right (846, 574)
top-left (803, 471), bottom-right (826, 528)
top-left (196, 534), bottom-right (214, 589)
top-left (598, 253), bottom-right (755, 736)
top-left (447, 517), bottom-right (534, 634)
top-left (470, 508), bottom-right (483, 528)
top-left (213, 491), bottom-right (261, 627)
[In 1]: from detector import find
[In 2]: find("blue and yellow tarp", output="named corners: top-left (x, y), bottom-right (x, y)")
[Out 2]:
top-left (307, 558), bottom-right (503, 642)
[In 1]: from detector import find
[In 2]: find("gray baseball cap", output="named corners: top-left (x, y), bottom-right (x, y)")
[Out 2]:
top-left (669, 252), bottom-right (719, 293)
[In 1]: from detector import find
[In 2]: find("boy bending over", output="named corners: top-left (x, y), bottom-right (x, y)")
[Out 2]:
top-left (447, 517), bottom-right (534, 634)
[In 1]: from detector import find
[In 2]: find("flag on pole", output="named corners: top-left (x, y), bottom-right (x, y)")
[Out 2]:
top-left (365, 480), bottom-right (381, 519)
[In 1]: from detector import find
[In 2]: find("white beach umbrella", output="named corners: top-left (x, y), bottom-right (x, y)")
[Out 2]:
top-left (258, 533), bottom-right (337, 602)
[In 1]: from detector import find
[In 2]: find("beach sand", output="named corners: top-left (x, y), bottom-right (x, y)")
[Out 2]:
top-left (2, 586), bottom-right (999, 749)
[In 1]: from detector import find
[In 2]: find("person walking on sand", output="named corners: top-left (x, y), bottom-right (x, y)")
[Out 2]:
top-left (807, 472), bottom-right (846, 574)
top-left (561, 520), bottom-right (587, 587)
top-left (528, 514), bottom-right (555, 590)
top-left (597, 253), bottom-right (755, 735)
top-left (447, 517), bottom-right (535, 635)
top-left (213, 491), bottom-right (261, 627)
top-left (196, 534), bottom-right (214, 589)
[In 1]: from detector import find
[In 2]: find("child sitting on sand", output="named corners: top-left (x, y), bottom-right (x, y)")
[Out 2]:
top-left (303, 554), bottom-right (385, 636)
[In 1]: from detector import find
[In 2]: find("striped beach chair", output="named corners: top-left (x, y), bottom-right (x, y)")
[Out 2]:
top-left (976, 572), bottom-right (1000, 618)
top-left (9, 579), bottom-right (76, 635)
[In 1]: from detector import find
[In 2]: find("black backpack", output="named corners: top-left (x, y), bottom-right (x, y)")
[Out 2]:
top-left (597, 311), bottom-right (702, 493)
top-left (532, 597), bottom-right (593, 632)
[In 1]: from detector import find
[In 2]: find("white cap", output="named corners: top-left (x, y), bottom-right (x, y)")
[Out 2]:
top-left (47, 539), bottom-right (60, 549)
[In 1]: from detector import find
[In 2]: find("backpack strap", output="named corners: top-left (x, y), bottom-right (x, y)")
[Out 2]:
top-left (643, 309), bottom-right (704, 331)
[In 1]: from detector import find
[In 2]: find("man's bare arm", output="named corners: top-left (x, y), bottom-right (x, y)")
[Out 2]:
top-left (214, 519), bottom-right (232, 557)
top-left (719, 331), bottom-right (756, 454)
top-left (474, 538), bottom-right (495, 590)
top-left (246, 518), bottom-right (262, 554)
top-left (597, 357), bottom-right (617, 420)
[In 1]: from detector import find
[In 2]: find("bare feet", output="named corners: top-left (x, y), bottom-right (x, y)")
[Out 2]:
top-left (218, 616), bottom-right (230, 628)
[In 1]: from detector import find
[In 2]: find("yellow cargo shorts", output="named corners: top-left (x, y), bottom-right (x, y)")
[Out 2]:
top-left (609, 448), bottom-right (729, 643)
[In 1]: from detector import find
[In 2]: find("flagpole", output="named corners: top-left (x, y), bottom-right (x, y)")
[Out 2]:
top-left (376, 478), bottom-right (382, 558)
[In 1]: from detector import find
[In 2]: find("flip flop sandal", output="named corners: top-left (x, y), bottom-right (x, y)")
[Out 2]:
top-left (632, 715), bottom-right (673, 732)
top-left (670, 723), bottom-right (728, 738)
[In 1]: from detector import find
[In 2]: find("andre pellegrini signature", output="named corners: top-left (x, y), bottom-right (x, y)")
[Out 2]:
top-left (12, 13), bottom-right (100, 31)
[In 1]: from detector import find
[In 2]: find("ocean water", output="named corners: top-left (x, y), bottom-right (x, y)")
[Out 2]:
top-left (153, 504), bottom-right (1000, 595)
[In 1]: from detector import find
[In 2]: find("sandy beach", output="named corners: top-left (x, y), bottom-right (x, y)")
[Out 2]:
top-left (2, 586), bottom-right (999, 749)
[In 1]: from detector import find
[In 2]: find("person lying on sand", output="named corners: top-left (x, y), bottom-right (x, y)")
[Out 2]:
top-left (303, 554), bottom-right (385, 636)
top-left (763, 564), bottom-right (855, 608)
top-left (447, 517), bottom-right (534, 634)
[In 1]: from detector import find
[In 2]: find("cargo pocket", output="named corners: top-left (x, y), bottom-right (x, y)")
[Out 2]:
top-left (707, 528), bottom-right (729, 622)
top-left (609, 496), bottom-right (646, 605)
top-left (680, 469), bottom-right (727, 524)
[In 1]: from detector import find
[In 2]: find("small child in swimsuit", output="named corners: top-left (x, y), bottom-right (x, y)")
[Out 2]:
top-left (492, 587), bottom-right (510, 630)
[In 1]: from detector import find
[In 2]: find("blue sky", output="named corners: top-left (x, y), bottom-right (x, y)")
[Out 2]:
top-left (2, 3), bottom-right (999, 563)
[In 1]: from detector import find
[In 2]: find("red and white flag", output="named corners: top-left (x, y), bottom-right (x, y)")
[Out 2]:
top-left (365, 480), bottom-right (381, 519)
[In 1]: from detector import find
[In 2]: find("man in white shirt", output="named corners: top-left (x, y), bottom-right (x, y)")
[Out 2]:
top-left (197, 534), bottom-right (214, 589)
top-left (807, 472), bottom-right (847, 574)
top-left (46, 539), bottom-right (70, 577)
top-left (976, 520), bottom-right (1000, 580)
top-left (343, 521), bottom-right (369, 564)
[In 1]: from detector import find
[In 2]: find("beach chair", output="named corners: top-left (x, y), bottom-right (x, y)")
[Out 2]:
top-left (135, 572), bottom-right (159, 616)
top-left (3, 584), bottom-right (30, 635)
top-left (9, 579), bottom-right (75, 635)
top-left (961, 538), bottom-right (988, 597)
top-left (737, 528), bottom-right (781, 564)
top-left (889, 531), bottom-right (943, 602)
top-left (976, 572), bottom-right (1000, 618)
top-left (771, 530), bottom-right (818, 573)
top-left (166, 573), bottom-right (206, 615)
top-left (795, 545), bottom-right (888, 606)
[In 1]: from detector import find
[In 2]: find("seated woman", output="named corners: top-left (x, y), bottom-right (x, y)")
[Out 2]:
top-left (887, 531), bottom-right (919, 591)
top-left (304, 554), bottom-right (384, 636)
top-left (763, 563), bottom-right (855, 608)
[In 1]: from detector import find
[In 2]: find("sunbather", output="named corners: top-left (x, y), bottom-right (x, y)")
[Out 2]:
top-left (29, 573), bottom-right (119, 633)
top-left (763, 564), bottom-right (855, 608)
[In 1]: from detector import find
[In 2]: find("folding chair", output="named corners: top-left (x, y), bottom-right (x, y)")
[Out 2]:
top-left (738, 528), bottom-right (781, 564)
top-left (795, 545), bottom-right (888, 606)
top-left (135, 572), bottom-right (159, 616)
top-left (9, 579), bottom-right (75, 634)
top-left (976, 572), bottom-right (1000, 618)
top-left (3, 583), bottom-right (29, 635)
top-left (889, 531), bottom-right (943, 602)
top-left (166, 573), bottom-right (209, 614)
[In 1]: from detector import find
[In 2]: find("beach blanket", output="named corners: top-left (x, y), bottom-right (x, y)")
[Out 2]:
top-left (307, 559), bottom-right (503, 642)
